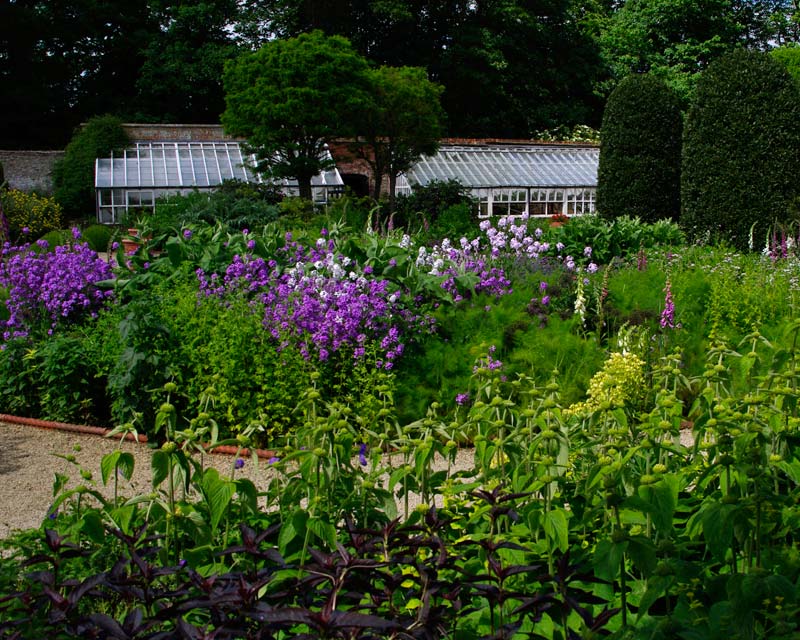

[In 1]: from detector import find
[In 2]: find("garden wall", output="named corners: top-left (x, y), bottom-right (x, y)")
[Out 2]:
top-left (121, 124), bottom-right (238, 142)
top-left (0, 150), bottom-right (64, 194)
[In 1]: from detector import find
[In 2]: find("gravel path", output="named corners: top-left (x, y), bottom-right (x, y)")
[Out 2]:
top-left (0, 422), bottom-right (475, 540)
top-left (0, 421), bottom-right (693, 540)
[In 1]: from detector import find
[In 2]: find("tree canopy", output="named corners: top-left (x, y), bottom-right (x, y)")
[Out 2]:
top-left (3, 0), bottom-right (800, 149)
top-left (355, 66), bottom-right (445, 208)
top-left (222, 31), bottom-right (371, 201)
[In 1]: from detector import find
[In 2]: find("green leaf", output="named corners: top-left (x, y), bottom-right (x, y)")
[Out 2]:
top-left (101, 451), bottom-right (121, 486)
top-left (594, 537), bottom-right (628, 582)
top-left (307, 516), bottom-right (337, 548)
top-left (627, 535), bottom-right (657, 577)
top-left (151, 450), bottom-right (169, 488)
top-left (636, 474), bottom-right (679, 534)
top-left (82, 510), bottom-right (106, 543)
top-left (199, 468), bottom-right (235, 532)
top-left (543, 508), bottom-right (569, 552)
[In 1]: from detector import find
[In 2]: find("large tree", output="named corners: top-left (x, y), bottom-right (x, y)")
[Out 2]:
top-left (0, 0), bottom-right (155, 148)
top-left (222, 31), bottom-right (371, 201)
top-left (681, 48), bottom-right (800, 249)
top-left (597, 74), bottom-right (683, 223)
top-left (354, 66), bottom-right (445, 209)
top-left (134, 1), bottom-right (242, 123)
top-left (599, 0), bottom-right (741, 103)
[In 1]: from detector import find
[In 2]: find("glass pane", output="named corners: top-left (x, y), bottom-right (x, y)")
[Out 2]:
top-left (530, 202), bottom-right (547, 216)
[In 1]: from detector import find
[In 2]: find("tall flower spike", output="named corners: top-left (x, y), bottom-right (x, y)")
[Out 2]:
top-left (660, 279), bottom-right (675, 329)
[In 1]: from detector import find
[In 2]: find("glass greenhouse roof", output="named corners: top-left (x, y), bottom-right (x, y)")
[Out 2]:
top-left (404, 145), bottom-right (599, 189)
top-left (95, 142), bottom-right (343, 189)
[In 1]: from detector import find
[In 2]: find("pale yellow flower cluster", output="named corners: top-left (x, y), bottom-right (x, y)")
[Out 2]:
top-left (566, 351), bottom-right (646, 415)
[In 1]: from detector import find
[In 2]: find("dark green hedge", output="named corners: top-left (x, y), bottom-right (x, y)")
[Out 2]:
top-left (597, 74), bottom-right (683, 223)
top-left (681, 49), bottom-right (800, 250)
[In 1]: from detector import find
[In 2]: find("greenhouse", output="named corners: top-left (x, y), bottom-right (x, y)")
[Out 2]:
top-left (397, 143), bottom-right (599, 218)
top-left (95, 142), bottom-right (344, 223)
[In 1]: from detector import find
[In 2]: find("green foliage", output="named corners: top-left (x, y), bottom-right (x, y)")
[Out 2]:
top-left (549, 214), bottom-right (684, 264)
top-left (51, 115), bottom-right (130, 219)
top-left (0, 339), bottom-right (38, 415)
top-left (0, 189), bottom-right (63, 239)
top-left (222, 30), bottom-right (371, 200)
top-left (154, 181), bottom-right (282, 231)
top-left (597, 73), bottom-right (683, 223)
top-left (771, 44), bottom-right (800, 86)
top-left (30, 334), bottom-right (110, 424)
top-left (393, 179), bottom-right (476, 238)
top-left (598, 0), bottom-right (741, 102)
top-left (681, 49), bottom-right (800, 250)
top-left (80, 223), bottom-right (113, 253)
top-left (356, 65), bottom-right (445, 205)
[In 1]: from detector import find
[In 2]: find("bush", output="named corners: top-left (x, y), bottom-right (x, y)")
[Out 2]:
top-left (393, 179), bottom-right (476, 237)
top-left (81, 223), bottom-right (113, 252)
top-left (52, 115), bottom-right (130, 219)
top-left (597, 73), bottom-right (683, 223)
top-left (0, 189), bottom-right (63, 239)
top-left (681, 49), bottom-right (800, 250)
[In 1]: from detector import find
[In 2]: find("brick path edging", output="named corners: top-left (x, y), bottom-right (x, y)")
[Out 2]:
top-left (0, 414), bottom-right (277, 459)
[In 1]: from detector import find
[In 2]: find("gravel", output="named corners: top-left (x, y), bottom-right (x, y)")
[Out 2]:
top-left (0, 421), bottom-right (694, 540)
top-left (0, 422), bottom-right (474, 540)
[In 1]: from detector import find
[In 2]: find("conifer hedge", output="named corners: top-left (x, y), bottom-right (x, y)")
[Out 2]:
top-left (597, 74), bottom-right (682, 223)
top-left (681, 49), bottom-right (800, 250)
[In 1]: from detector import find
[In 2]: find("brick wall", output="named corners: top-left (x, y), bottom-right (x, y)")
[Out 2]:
top-left (0, 150), bottom-right (64, 194)
top-left (121, 124), bottom-right (239, 142)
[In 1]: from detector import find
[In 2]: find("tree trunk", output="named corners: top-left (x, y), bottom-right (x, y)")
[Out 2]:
top-left (388, 171), bottom-right (398, 213)
top-left (298, 176), bottom-right (313, 201)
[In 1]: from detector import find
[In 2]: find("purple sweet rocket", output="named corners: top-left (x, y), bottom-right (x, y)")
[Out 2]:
top-left (0, 239), bottom-right (114, 340)
top-left (197, 236), bottom-right (430, 369)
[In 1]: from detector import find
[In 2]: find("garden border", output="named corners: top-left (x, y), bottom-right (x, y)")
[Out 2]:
top-left (0, 414), bottom-right (277, 459)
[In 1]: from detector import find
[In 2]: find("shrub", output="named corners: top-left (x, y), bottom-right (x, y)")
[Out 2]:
top-left (52, 115), bottom-right (130, 219)
top-left (154, 180), bottom-right (283, 232)
top-left (682, 49), bottom-right (800, 250)
top-left (393, 179), bottom-right (476, 236)
top-left (597, 73), bottom-right (683, 223)
top-left (0, 189), bottom-right (63, 239)
top-left (80, 223), bottom-right (113, 252)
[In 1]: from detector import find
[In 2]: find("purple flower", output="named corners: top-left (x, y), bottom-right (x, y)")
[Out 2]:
top-left (111, 241), bottom-right (120, 250)
top-left (358, 443), bottom-right (368, 466)
top-left (21, 227), bottom-right (30, 235)
top-left (541, 295), bottom-right (550, 306)
top-left (539, 281), bottom-right (548, 292)
top-left (586, 262), bottom-right (598, 274)
top-left (267, 456), bottom-right (280, 465)
top-left (247, 239), bottom-right (256, 250)
top-left (363, 265), bottom-right (373, 274)
top-left (178, 559), bottom-right (187, 568)
top-left (183, 229), bottom-right (192, 240)
top-left (234, 458), bottom-right (245, 469)
top-left (583, 246), bottom-right (592, 258)
top-left (388, 258), bottom-right (397, 267)
top-left (660, 279), bottom-right (675, 329)
top-left (455, 392), bottom-right (470, 405)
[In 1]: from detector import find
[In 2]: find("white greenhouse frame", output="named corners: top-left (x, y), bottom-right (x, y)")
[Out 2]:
top-left (95, 142), bottom-right (344, 224)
